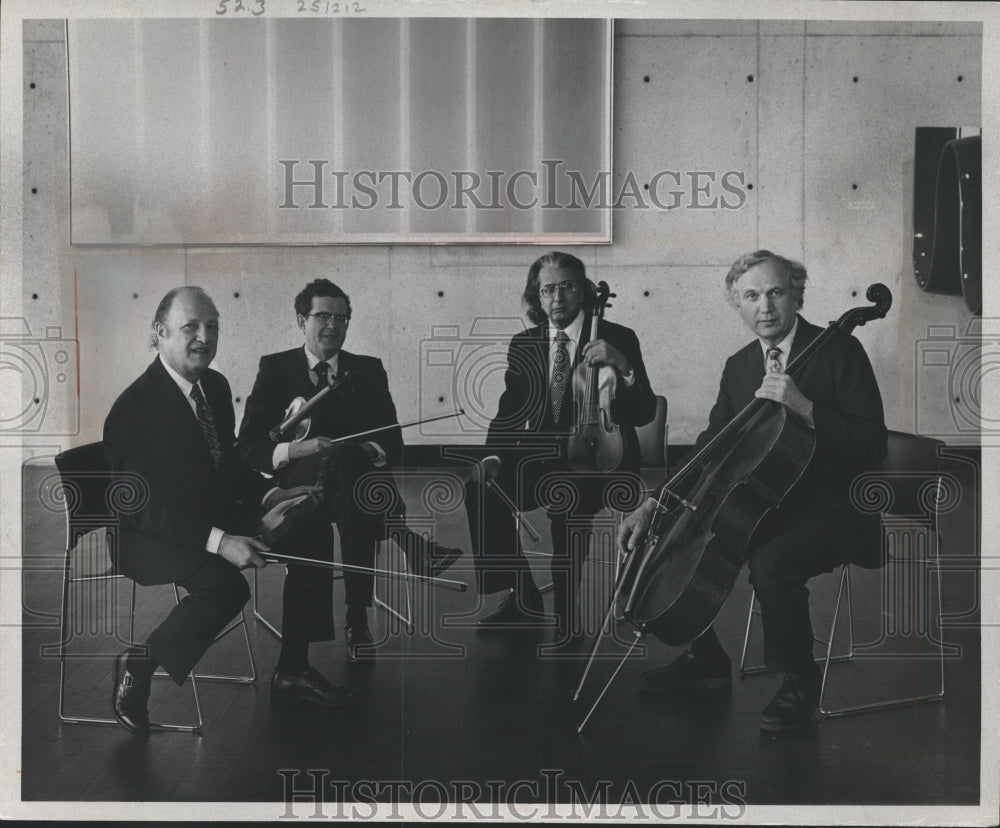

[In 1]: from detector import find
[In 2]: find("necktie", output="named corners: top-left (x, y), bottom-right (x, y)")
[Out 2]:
top-left (766, 346), bottom-right (783, 374)
top-left (551, 331), bottom-right (570, 423)
top-left (314, 360), bottom-right (330, 387)
top-left (190, 383), bottom-right (224, 472)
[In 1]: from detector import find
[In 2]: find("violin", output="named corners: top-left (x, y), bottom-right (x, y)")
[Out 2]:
top-left (575, 284), bottom-right (892, 730)
top-left (269, 370), bottom-right (354, 443)
top-left (566, 281), bottom-right (633, 473)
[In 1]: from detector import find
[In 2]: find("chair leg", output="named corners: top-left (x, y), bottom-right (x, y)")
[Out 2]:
top-left (523, 549), bottom-right (556, 594)
top-left (252, 566), bottom-right (282, 641)
top-left (820, 562), bottom-right (946, 718)
top-left (521, 507), bottom-right (554, 593)
top-left (817, 566), bottom-right (851, 714)
top-left (55, 551), bottom-right (120, 726)
top-left (374, 540), bottom-right (414, 633)
top-left (739, 565), bottom-right (856, 677)
top-left (57, 569), bottom-right (141, 728)
top-left (58, 578), bottom-right (205, 732)
top-left (133, 582), bottom-right (251, 732)
top-left (737, 589), bottom-right (757, 675)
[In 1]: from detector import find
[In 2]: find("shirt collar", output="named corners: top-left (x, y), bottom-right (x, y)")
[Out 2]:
top-left (549, 309), bottom-right (585, 346)
top-left (304, 346), bottom-right (339, 375)
top-left (758, 316), bottom-right (798, 361)
top-left (159, 354), bottom-right (199, 400)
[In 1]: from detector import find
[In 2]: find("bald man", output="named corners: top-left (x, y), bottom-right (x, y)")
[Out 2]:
top-left (104, 287), bottom-right (357, 737)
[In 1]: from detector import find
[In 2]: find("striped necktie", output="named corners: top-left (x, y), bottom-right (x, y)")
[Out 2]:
top-left (766, 346), bottom-right (783, 374)
top-left (190, 383), bottom-right (223, 472)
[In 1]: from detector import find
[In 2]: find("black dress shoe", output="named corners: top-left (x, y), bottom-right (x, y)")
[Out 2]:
top-left (638, 650), bottom-right (732, 694)
top-left (477, 589), bottom-right (545, 629)
top-left (345, 617), bottom-right (376, 663)
top-left (112, 647), bottom-right (151, 737)
top-left (271, 668), bottom-right (359, 707)
top-left (759, 671), bottom-right (821, 732)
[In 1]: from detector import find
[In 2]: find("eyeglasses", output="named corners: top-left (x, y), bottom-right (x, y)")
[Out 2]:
top-left (308, 312), bottom-right (351, 326)
top-left (538, 280), bottom-right (579, 299)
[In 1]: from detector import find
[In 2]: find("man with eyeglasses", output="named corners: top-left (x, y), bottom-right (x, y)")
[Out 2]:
top-left (238, 279), bottom-right (464, 674)
top-left (466, 252), bottom-right (657, 644)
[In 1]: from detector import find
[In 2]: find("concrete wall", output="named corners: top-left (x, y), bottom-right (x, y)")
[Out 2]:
top-left (16, 18), bottom-right (982, 452)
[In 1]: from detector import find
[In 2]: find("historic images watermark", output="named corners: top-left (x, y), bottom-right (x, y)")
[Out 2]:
top-left (276, 768), bottom-right (749, 821)
top-left (278, 160), bottom-right (750, 212)
top-left (914, 318), bottom-right (991, 443)
top-left (0, 317), bottom-right (79, 438)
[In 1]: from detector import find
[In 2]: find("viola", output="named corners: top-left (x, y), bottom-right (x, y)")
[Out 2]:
top-left (566, 281), bottom-right (633, 473)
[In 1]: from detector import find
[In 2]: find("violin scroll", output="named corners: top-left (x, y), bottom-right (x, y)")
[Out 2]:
top-left (866, 283), bottom-right (892, 318)
top-left (834, 283), bottom-right (893, 334)
top-left (593, 280), bottom-right (614, 313)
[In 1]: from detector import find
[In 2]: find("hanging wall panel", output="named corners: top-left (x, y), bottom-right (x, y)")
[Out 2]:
top-left (67, 18), bottom-right (612, 245)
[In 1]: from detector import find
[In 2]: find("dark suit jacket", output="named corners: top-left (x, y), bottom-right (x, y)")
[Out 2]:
top-left (237, 347), bottom-right (403, 485)
top-left (487, 314), bottom-right (657, 473)
top-left (689, 315), bottom-right (887, 530)
top-left (103, 357), bottom-right (271, 585)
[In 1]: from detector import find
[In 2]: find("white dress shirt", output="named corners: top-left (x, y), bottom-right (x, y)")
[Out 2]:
top-left (757, 317), bottom-right (799, 371)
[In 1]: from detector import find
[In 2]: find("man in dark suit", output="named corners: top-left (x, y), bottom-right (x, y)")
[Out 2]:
top-left (619, 250), bottom-right (887, 732)
top-left (237, 279), bottom-right (462, 663)
top-left (104, 286), bottom-right (358, 738)
top-left (467, 251), bottom-right (657, 644)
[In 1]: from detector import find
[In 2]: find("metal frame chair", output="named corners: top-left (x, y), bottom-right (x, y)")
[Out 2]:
top-left (49, 442), bottom-right (256, 734)
top-left (739, 430), bottom-right (949, 717)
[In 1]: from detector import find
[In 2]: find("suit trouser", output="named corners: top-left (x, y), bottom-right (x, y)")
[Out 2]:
top-left (280, 443), bottom-right (388, 635)
top-left (465, 459), bottom-right (634, 624)
top-left (696, 505), bottom-right (881, 673)
top-left (145, 554), bottom-right (251, 685)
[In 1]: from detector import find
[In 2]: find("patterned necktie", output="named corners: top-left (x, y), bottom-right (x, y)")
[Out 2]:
top-left (766, 346), bottom-right (783, 374)
top-left (314, 360), bottom-right (330, 387)
top-left (190, 383), bottom-right (223, 472)
top-left (550, 331), bottom-right (570, 423)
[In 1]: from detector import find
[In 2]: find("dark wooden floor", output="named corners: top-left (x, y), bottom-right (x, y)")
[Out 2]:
top-left (18, 457), bottom-right (982, 808)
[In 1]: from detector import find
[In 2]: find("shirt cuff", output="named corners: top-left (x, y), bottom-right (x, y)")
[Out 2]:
top-left (206, 527), bottom-right (225, 555)
top-left (272, 442), bottom-right (290, 471)
top-left (598, 365), bottom-right (619, 394)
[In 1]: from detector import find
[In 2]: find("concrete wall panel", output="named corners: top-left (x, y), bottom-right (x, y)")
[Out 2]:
top-left (610, 34), bottom-right (758, 266)
top-left (14, 20), bottom-right (984, 450)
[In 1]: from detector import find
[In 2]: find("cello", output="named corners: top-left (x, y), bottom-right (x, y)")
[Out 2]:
top-left (575, 283), bottom-right (892, 730)
top-left (566, 281), bottom-right (635, 473)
